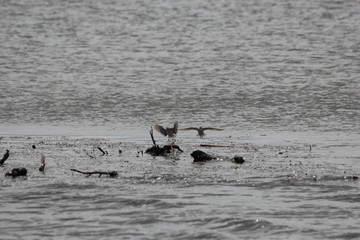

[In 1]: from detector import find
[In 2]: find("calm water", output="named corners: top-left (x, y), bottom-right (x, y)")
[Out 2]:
top-left (0, 0), bottom-right (360, 239)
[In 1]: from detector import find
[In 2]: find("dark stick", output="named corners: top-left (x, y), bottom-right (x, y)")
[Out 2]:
top-left (97, 147), bottom-right (108, 155)
top-left (70, 169), bottom-right (118, 178)
top-left (0, 149), bottom-right (10, 166)
top-left (150, 127), bottom-right (157, 147)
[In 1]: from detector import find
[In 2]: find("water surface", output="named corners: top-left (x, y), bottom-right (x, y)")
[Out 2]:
top-left (0, 0), bottom-right (359, 239)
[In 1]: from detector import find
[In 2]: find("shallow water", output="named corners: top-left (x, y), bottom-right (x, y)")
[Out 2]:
top-left (1, 133), bottom-right (359, 240)
top-left (0, 0), bottom-right (360, 239)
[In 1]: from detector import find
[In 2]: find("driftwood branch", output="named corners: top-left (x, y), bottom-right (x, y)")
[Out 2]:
top-left (150, 126), bottom-right (157, 147)
top-left (97, 147), bottom-right (108, 155)
top-left (70, 169), bottom-right (118, 178)
top-left (200, 144), bottom-right (233, 148)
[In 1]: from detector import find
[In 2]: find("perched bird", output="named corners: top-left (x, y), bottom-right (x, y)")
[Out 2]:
top-left (39, 154), bottom-right (45, 172)
top-left (0, 149), bottom-right (10, 166)
top-left (155, 121), bottom-right (178, 139)
top-left (179, 127), bottom-right (224, 138)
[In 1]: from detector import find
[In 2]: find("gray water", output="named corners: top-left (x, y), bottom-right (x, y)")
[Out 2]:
top-left (0, 0), bottom-right (360, 239)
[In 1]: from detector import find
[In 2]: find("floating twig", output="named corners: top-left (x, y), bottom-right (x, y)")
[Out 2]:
top-left (70, 169), bottom-right (118, 178)
top-left (200, 144), bottom-right (233, 148)
top-left (97, 147), bottom-right (108, 156)
top-left (150, 126), bottom-right (157, 147)
top-left (0, 149), bottom-right (9, 166)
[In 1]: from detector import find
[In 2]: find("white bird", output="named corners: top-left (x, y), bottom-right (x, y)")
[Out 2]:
top-left (39, 154), bottom-right (45, 172)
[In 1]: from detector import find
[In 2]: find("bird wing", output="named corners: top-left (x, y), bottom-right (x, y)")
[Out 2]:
top-left (173, 121), bottom-right (178, 134)
top-left (179, 127), bottom-right (199, 131)
top-left (203, 127), bottom-right (224, 131)
top-left (40, 154), bottom-right (45, 165)
top-left (155, 124), bottom-right (168, 136)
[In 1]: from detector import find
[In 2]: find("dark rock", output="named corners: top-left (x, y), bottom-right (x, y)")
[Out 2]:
top-left (191, 150), bottom-right (216, 162)
top-left (109, 171), bottom-right (118, 178)
top-left (232, 156), bottom-right (245, 164)
top-left (32, 145), bottom-right (36, 149)
top-left (5, 168), bottom-right (28, 178)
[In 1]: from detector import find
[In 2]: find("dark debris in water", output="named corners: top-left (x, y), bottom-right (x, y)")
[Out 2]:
top-left (145, 144), bottom-right (183, 157)
top-left (5, 168), bottom-right (28, 178)
top-left (191, 150), bottom-right (245, 164)
top-left (232, 156), bottom-right (245, 164)
top-left (191, 150), bottom-right (216, 162)
top-left (0, 149), bottom-right (10, 166)
top-left (70, 169), bottom-right (118, 178)
top-left (97, 147), bottom-right (108, 156)
top-left (312, 175), bottom-right (359, 181)
top-left (145, 126), bottom-right (183, 157)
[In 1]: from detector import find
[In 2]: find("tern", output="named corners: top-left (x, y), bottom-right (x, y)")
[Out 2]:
top-left (155, 121), bottom-right (178, 139)
top-left (39, 154), bottom-right (45, 172)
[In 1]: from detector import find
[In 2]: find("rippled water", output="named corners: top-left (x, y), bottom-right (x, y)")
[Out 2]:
top-left (1, 0), bottom-right (360, 239)
top-left (1, 0), bottom-right (359, 133)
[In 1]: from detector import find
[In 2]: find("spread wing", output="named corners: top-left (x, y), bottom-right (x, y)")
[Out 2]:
top-left (203, 127), bottom-right (224, 131)
top-left (173, 121), bottom-right (178, 134)
top-left (179, 127), bottom-right (199, 131)
top-left (155, 124), bottom-right (168, 136)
